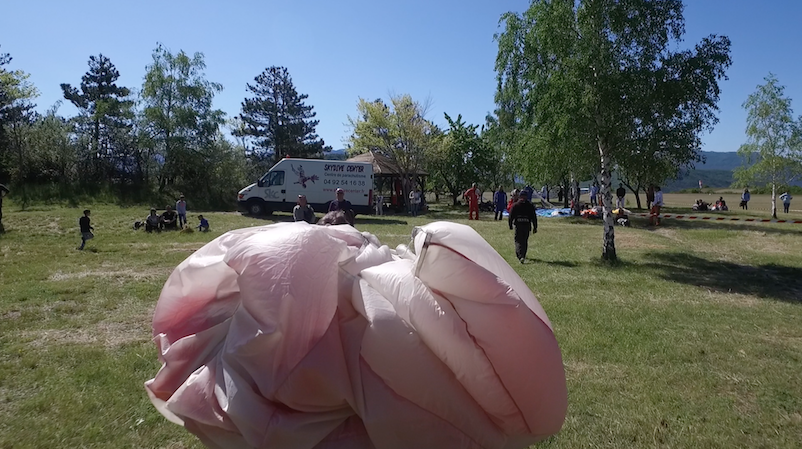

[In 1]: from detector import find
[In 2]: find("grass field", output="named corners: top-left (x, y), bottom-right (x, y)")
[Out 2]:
top-left (1, 194), bottom-right (801, 448)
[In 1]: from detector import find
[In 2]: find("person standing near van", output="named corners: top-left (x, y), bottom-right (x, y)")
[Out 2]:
top-left (329, 188), bottom-right (354, 225)
top-left (375, 193), bottom-right (384, 216)
top-left (293, 194), bottom-right (316, 223)
top-left (176, 194), bottom-right (188, 228)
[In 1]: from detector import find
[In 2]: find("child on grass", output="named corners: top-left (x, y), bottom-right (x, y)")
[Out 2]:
top-left (78, 209), bottom-right (94, 250)
top-left (197, 215), bottom-right (209, 232)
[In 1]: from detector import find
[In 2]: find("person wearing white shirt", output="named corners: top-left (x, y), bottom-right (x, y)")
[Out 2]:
top-left (409, 189), bottom-right (421, 216)
top-left (650, 186), bottom-right (664, 226)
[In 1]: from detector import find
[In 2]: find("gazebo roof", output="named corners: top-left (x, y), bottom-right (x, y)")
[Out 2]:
top-left (347, 150), bottom-right (427, 176)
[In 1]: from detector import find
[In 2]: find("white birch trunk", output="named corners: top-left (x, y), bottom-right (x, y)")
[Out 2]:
top-left (599, 140), bottom-right (617, 261)
top-left (771, 182), bottom-right (777, 219)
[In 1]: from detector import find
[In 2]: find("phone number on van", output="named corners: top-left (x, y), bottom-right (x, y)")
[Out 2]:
top-left (324, 179), bottom-right (366, 186)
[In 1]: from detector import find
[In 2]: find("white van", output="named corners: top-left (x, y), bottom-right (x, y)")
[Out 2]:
top-left (238, 158), bottom-right (374, 216)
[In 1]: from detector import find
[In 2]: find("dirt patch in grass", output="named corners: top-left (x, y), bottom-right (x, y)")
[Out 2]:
top-left (22, 303), bottom-right (155, 349)
top-left (22, 321), bottom-right (150, 348)
top-left (165, 242), bottom-right (205, 253)
top-left (615, 232), bottom-right (668, 250)
top-left (49, 267), bottom-right (171, 282)
top-left (564, 359), bottom-right (627, 381)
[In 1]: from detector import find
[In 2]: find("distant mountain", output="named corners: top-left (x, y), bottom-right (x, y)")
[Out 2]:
top-left (664, 169), bottom-right (734, 192)
top-left (323, 148), bottom-right (348, 160)
top-left (695, 151), bottom-right (748, 171)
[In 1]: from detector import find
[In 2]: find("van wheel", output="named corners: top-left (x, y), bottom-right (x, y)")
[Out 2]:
top-left (247, 200), bottom-right (268, 216)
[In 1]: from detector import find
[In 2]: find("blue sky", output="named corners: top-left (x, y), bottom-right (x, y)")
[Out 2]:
top-left (2, 0), bottom-right (801, 154)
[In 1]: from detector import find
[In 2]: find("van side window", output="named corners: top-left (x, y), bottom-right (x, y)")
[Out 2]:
top-left (268, 171), bottom-right (284, 186)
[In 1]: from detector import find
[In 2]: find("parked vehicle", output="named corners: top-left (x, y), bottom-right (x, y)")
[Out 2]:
top-left (238, 158), bottom-right (374, 216)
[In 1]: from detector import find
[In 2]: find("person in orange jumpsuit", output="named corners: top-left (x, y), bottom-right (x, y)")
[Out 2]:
top-left (464, 182), bottom-right (480, 220)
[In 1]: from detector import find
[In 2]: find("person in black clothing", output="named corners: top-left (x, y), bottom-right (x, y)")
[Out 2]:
top-left (328, 188), bottom-right (355, 225)
top-left (0, 183), bottom-right (8, 232)
top-left (78, 209), bottom-right (94, 250)
top-left (616, 183), bottom-right (627, 209)
top-left (161, 205), bottom-right (178, 230)
top-left (508, 190), bottom-right (537, 264)
top-left (145, 209), bottom-right (161, 232)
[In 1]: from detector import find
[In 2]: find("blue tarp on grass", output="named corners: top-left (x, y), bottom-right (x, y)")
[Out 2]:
top-left (502, 208), bottom-right (572, 218)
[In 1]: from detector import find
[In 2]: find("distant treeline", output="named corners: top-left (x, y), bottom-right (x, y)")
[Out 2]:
top-left (0, 45), bottom-right (336, 210)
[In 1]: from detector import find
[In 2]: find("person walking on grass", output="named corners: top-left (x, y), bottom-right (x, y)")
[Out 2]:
top-left (176, 194), bottom-right (188, 228)
top-left (78, 209), bottom-right (94, 250)
top-left (493, 186), bottom-right (507, 221)
top-left (780, 192), bottom-right (793, 213)
top-left (650, 186), bottom-right (664, 226)
top-left (741, 187), bottom-right (751, 210)
top-left (509, 190), bottom-right (537, 264)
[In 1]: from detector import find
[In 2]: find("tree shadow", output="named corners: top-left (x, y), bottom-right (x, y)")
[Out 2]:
top-left (642, 251), bottom-right (802, 304)
top-left (647, 217), bottom-right (802, 236)
top-left (526, 257), bottom-right (580, 268)
top-left (564, 215), bottom-right (802, 236)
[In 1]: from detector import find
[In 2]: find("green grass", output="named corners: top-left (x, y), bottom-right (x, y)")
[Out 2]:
top-left (1, 199), bottom-right (801, 448)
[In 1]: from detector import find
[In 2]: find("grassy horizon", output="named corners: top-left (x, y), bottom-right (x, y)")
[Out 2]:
top-left (1, 198), bottom-right (801, 448)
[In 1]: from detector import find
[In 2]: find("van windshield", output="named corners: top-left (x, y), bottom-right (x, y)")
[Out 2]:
top-left (260, 171), bottom-right (285, 187)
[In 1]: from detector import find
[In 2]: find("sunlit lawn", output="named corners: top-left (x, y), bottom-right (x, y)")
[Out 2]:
top-left (1, 197), bottom-right (800, 448)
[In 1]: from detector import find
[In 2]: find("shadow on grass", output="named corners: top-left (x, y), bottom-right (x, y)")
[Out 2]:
top-left (643, 251), bottom-right (802, 304)
top-left (564, 215), bottom-right (802, 236)
top-left (244, 214), bottom-right (409, 225)
top-left (526, 257), bottom-right (580, 268)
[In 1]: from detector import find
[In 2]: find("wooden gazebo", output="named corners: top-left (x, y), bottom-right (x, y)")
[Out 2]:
top-left (347, 150), bottom-right (428, 211)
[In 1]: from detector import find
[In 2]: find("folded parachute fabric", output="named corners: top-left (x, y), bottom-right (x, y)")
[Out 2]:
top-left (145, 221), bottom-right (567, 449)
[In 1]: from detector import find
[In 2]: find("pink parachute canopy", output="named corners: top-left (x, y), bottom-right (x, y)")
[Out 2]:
top-left (145, 221), bottom-right (567, 449)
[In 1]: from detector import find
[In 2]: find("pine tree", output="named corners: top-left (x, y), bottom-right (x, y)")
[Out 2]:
top-left (237, 67), bottom-right (329, 168)
top-left (61, 54), bottom-right (133, 181)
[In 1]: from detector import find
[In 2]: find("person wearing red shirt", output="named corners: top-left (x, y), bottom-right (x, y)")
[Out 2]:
top-left (464, 183), bottom-right (480, 220)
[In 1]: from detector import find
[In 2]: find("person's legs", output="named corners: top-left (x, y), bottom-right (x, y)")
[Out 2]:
top-left (745, 202), bottom-right (748, 210)
top-left (519, 232), bottom-right (530, 261)
top-left (178, 213), bottom-right (186, 228)
top-left (79, 236), bottom-right (86, 250)
top-left (784, 203), bottom-right (789, 213)
top-left (471, 203), bottom-right (479, 220)
top-left (514, 230), bottom-right (529, 262)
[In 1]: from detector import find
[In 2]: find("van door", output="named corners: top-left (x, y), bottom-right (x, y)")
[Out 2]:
top-left (260, 170), bottom-right (286, 211)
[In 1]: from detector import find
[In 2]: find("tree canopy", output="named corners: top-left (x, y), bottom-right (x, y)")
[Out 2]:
top-left (495, 0), bottom-right (731, 261)
top-left (141, 44), bottom-right (225, 194)
top-left (429, 113), bottom-right (495, 205)
top-left (347, 95), bottom-right (437, 208)
top-left (61, 54), bottom-right (133, 182)
top-left (237, 66), bottom-right (329, 170)
top-left (735, 74), bottom-right (802, 218)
